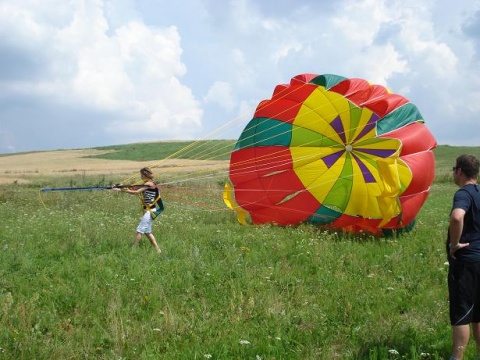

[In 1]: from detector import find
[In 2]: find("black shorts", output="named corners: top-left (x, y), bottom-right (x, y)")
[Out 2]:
top-left (448, 260), bottom-right (480, 325)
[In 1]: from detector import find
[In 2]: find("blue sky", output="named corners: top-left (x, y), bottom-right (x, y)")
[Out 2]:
top-left (0, 0), bottom-right (479, 153)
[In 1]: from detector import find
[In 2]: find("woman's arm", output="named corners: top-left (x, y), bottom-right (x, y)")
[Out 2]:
top-left (114, 182), bottom-right (152, 195)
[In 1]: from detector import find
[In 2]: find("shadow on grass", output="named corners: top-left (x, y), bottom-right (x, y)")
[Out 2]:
top-left (354, 338), bottom-right (450, 360)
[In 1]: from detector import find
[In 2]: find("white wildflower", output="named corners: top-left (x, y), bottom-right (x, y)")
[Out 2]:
top-left (388, 349), bottom-right (399, 355)
top-left (239, 339), bottom-right (251, 345)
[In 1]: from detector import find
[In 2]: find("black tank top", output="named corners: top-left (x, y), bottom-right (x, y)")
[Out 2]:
top-left (143, 184), bottom-right (159, 207)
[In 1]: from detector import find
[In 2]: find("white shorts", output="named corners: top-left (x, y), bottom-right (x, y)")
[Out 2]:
top-left (136, 211), bottom-right (153, 234)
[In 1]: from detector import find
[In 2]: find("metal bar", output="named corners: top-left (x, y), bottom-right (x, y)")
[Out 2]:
top-left (40, 184), bottom-right (148, 192)
top-left (40, 186), bottom-right (114, 192)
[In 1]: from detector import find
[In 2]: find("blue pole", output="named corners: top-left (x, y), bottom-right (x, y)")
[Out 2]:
top-left (40, 184), bottom-right (147, 192)
top-left (40, 186), bottom-right (114, 192)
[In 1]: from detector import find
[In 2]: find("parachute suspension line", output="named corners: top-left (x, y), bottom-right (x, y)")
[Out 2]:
top-left (230, 118), bottom-right (403, 185)
top-left (153, 77), bottom-right (333, 174)
top-left (223, 75), bottom-right (414, 222)
top-left (117, 105), bottom-right (260, 187)
top-left (38, 189), bottom-right (48, 209)
top-left (229, 73), bottom-right (411, 165)
top-left (156, 106), bottom-right (259, 162)
top-left (128, 76), bottom-right (335, 186)
top-left (156, 93), bottom-right (354, 190)
top-left (139, 79), bottom-right (329, 207)
top-left (239, 75), bottom-right (403, 176)
top-left (226, 98), bottom-right (379, 179)
top-left (229, 91), bottom-right (380, 156)
top-left (39, 76), bottom-right (408, 223)
top-left (120, 76), bottom-right (364, 186)
top-left (244, 100), bottom-right (401, 188)
top-left (120, 76), bottom-right (403, 214)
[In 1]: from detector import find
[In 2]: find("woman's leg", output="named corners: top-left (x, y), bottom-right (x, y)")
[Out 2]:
top-left (146, 233), bottom-right (161, 253)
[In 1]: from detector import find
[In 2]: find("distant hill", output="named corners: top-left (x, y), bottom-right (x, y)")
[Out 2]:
top-left (89, 140), bottom-right (236, 161)
top-left (1, 141), bottom-right (479, 185)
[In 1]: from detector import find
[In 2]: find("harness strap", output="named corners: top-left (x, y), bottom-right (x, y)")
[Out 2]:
top-left (143, 193), bottom-right (164, 219)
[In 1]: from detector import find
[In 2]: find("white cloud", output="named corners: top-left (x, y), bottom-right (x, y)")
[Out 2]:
top-left (0, 0), bottom-right (478, 152)
top-left (331, 0), bottom-right (388, 44)
top-left (204, 81), bottom-right (235, 111)
top-left (270, 41), bottom-right (303, 64)
top-left (339, 44), bottom-right (409, 87)
top-left (0, 0), bottom-right (203, 149)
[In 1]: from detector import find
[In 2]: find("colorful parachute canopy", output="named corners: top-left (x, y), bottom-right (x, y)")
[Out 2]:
top-left (223, 73), bottom-right (437, 236)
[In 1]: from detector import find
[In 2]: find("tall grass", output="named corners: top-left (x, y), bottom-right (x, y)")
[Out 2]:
top-left (0, 145), bottom-right (479, 359)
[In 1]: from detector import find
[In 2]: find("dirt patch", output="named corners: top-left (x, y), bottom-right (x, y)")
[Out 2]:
top-left (0, 149), bottom-right (228, 185)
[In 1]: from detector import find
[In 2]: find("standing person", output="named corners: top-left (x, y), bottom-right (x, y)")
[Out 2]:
top-left (114, 167), bottom-right (164, 253)
top-left (447, 154), bottom-right (480, 360)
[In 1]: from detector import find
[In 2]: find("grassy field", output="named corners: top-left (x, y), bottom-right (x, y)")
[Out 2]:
top-left (0, 144), bottom-right (479, 359)
top-left (91, 140), bottom-right (236, 162)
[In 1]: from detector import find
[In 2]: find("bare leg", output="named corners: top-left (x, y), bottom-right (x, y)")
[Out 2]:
top-left (146, 233), bottom-right (161, 253)
top-left (132, 232), bottom-right (142, 247)
top-left (452, 324), bottom-right (470, 360)
top-left (473, 322), bottom-right (480, 353)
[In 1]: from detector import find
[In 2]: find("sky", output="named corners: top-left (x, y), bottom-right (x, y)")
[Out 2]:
top-left (0, 0), bottom-right (479, 154)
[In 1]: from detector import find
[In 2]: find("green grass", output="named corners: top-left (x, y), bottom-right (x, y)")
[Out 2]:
top-left (0, 144), bottom-right (479, 359)
top-left (434, 145), bottom-right (480, 183)
top-left (91, 140), bottom-right (236, 161)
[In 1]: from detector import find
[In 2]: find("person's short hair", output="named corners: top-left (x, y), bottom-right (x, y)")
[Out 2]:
top-left (140, 167), bottom-right (154, 179)
top-left (456, 154), bottom-right (480, 178)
